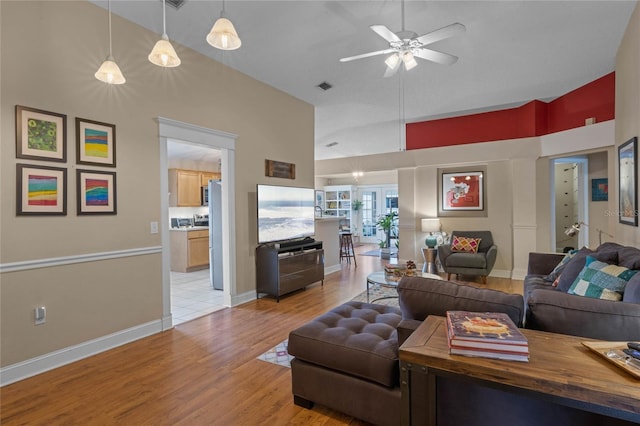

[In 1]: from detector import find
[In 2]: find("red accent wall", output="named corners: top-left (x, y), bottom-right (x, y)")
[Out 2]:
top-left (406, 72), bottom-right (615, 150)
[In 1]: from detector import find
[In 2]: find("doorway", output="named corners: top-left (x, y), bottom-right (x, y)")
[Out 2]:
top-left (158, 118), bottom-right (237, 330)
top-left (167, 140), bottom-right (223, 324)
top-left (552, 157), bottom-right (589, 252)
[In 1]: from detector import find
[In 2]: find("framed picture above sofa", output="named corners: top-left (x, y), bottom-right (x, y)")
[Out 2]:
top-left (437, 165), bottom-right (487, 217)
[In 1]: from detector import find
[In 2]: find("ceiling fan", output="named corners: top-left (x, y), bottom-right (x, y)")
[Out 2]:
top-left (339, 2), bottom-right (465, 77)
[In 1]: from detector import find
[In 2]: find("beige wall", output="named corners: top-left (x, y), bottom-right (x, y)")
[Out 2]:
top-left (1, 1), bottom-right (314, 367)
top-left (615, 2), bottom-right (640, 246)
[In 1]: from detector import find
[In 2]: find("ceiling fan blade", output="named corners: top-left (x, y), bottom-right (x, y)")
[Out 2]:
top-left (414, 48), bottom-right (459, 65)
top-left (415, 22), bottom-right (466, 46)
top-left (340, 48), bottom-right (395, 63)
top-left (370, 25), bottom-right (401, 43)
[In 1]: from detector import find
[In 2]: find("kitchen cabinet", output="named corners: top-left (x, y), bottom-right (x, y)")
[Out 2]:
top-left (170, 229), bottom-right (209, 272)
top-left (169, 169), bottom-right (201, 207)
top-left (201, 172), bottom-right (221, 186)
top-left (169, 169), bottom-right (220, 207)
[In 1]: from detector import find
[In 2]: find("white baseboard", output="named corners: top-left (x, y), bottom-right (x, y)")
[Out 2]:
top-left (511, 268), bottom-right (528, 280)
top-left (324, 264), bottom-right (341, 275)
top-left (231, 290), bottom-right (256, 306)
top-left (489, 269), bottom-right (512, 279)
top-left (0, 319), bottom-right (164, 387)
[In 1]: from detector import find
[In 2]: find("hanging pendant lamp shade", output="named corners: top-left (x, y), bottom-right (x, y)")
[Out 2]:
top-left (149, 0), bottom-right (181, 67)
top-left (95, 0), bottom-right (125, 84)
top-left (149, 35), bottom-right (181, 67)
top-left (206, 16), bottom-right (242, 50)
top-left (95, 56), bottom-right (126, 84)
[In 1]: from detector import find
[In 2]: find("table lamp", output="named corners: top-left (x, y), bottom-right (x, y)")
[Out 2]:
top-left (421, 218), bottom-right (441, 248)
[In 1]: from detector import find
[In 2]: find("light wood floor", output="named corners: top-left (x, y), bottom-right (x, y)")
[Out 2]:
top-left (0, 245), bottom-right (522, 425)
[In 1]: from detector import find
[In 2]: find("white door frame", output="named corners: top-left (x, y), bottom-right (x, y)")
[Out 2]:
top-left (157, 117), bottom-right (237, 329)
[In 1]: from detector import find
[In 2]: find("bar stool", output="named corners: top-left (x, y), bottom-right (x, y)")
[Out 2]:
top-left (339, 232), bottom-right (357, 266)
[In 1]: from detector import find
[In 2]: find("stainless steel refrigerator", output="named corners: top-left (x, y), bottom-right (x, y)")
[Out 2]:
top-left (208, 180), bottom-right (223, 290)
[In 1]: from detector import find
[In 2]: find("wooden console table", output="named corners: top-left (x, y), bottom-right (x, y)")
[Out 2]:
top-left (399, 316), bottom-right (640, 426)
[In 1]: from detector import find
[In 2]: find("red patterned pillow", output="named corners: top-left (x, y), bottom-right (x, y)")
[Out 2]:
top-left (451, 236), bottom-right (481, 253)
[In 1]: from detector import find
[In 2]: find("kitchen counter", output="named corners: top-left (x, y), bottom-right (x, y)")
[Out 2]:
top-left (170, 226), bottom-right (209, 232)
top-left (314, 217), bottom-right (340, 274)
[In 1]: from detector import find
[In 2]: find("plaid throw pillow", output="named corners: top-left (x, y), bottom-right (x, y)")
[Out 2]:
top-left (450, 236), bottom-right (481, 253)
top-left (568, 256), bottom-right (638, 301)
top-left (545, 249), bottom-right (579, 282)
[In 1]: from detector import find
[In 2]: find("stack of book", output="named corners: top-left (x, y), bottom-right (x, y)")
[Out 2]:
top-left (445, 311), bottom-right (529, 362)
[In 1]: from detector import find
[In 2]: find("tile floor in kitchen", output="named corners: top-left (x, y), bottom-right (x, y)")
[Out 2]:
top-left (170, 269), bottom-right (226, 325)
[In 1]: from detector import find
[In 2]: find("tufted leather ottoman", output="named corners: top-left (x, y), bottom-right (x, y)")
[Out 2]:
top-left (288, 301), bottom-right (402, 426)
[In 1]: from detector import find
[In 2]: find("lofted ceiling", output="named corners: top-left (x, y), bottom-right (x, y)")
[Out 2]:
top-left (97, 0), bottom-right (637, 161)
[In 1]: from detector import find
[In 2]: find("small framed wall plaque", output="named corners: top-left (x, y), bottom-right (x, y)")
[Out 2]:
top-left (265, 159), bottom-right (295, 179)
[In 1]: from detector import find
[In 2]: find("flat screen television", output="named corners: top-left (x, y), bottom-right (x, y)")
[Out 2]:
top-left (257, 184), bottom-right (315, 244)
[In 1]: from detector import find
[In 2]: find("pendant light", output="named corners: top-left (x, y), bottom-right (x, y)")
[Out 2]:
top-left (95, 0), bottom-right (126, 84)
top-left (148, 0), bottom-right (181, 67)
top-left (206, 0), bottom-right (242, 51)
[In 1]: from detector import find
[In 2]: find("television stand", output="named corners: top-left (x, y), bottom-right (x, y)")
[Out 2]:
top-left (255, 240), bottom-right (324, 302)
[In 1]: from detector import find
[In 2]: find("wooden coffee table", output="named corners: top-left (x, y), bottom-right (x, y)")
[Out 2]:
top-left (399, 316), bottom-right (640, 425)
top-left (366, 271), bottom-right (441, 303)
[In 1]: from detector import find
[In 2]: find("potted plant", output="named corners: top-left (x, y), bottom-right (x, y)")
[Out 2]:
top-left (352, 199), bottom-right (363, 211)
top-left (376, 212), bottom-right (398, 259)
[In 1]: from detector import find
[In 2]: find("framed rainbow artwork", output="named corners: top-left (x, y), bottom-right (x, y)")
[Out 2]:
top-left (76, 169), bottom-right (117, 215)
top-left (76, 117), bottom-right (116, 167)
top-left (16, 164), bottom-right (67, 215)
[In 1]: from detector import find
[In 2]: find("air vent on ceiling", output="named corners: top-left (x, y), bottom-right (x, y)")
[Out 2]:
top-left (325, 142), bottom-right (338, 148)
top-left (316, 82), bottom-right (333, 91)
top-left (166, 0), bottom-right (186, 10)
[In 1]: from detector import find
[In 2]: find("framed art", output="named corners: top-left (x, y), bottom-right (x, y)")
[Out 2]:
top-left (618, 137), bottom-right (638, 226)
top-left (16, 105), bottom-right (67, 162)
top-left (438, 166), bottom-right (487, 217)
top-left (591, 178), bottom-right (608, 202)
top-left (76, 117), bottom-right (116, 167)
top-left (76, 169), bottom-right (117, 215)
top-left (16, 164), bottom-right (67, 215)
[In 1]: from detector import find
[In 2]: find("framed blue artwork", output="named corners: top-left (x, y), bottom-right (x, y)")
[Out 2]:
top-left (591, 178), bottom-right (608, 202)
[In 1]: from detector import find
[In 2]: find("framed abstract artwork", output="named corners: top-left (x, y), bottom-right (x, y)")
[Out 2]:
top-left (16, 164), bottom-right (67, 215)
top-left (591, 178), bottom-right (608, 202)
top-left (15, 105), bottom-right (67, 162)
top-left (76, 169), bottom-right (117, 215)
top-left (438, 166), bottom-right (487, 217)
top-left (618, 137), bottom-right (638, 226)
top-left (76, 117), bottom-right (116, 167)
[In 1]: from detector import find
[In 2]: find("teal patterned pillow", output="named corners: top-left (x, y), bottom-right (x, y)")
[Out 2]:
top-left (568, 256), bottom-right (638, 301)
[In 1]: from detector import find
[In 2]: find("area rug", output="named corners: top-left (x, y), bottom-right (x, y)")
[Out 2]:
top-left (256, 288), bottom-right (399, 368)
top-left (257, 339), bottom-right (294, 368)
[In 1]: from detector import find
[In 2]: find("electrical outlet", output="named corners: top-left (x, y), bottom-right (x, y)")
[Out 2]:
top-left (34, 306), bottom-right (46, 325)
top-left (150, 221), bottom-right (159, 234)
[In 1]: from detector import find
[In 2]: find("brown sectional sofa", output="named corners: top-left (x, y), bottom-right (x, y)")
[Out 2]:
top-left (288, 244), bottom-right (640, 425)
